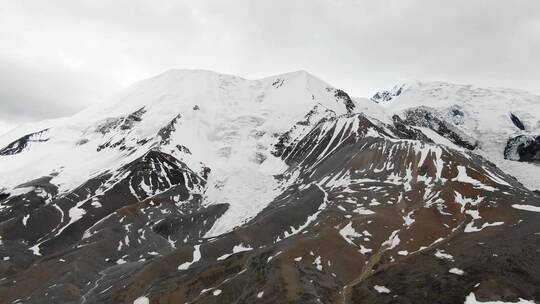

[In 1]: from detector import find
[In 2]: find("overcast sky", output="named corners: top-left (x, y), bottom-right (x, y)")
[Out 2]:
top-left (1, 0), bottom-right (539, 133)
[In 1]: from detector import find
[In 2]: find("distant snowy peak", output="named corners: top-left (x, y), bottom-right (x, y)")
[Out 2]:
top-left (373, 80), bottom-right (540, 111)
top-left (370, 82), bottom-right (409, 104)
top-left (374, 80), bottom-right (540, 190)
top-left (92, 69), bottom-right (355, 119)
top-left (373, 80), bottom-right (540, 142)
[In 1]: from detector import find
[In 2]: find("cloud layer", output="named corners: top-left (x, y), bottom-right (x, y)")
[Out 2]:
top-left (1, 0), bottom-right (539, 126)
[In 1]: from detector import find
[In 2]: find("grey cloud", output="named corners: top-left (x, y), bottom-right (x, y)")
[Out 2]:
top-left (0, 56), bottom-right (114, 123)
top-left (0, 0), bottom-right (539, 125)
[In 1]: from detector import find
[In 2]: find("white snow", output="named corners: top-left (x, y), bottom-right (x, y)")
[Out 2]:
top-left (382, 230), bottom-right (400, 250)
top-left (452, 166), bottom-right (496, 192)
top-left (403, 211), bottom-right (415, 226)
top-left (91, 197), bottom-right (102, 208)
top-left (373, 285), bottom-right (391, 294)
top-left (232, 243), bottom-right (253, 253)
top-left (29, 244), bottom-right (41, 256)
top-left (352, 207), bottom-right (375, 215)
top-left (465, 221), bottom-right (504, 233)
top-left (133, 296), bottom-right (150, 304)
top-left (68, 205), bottom-right (86, 224)
top-left (449, 267), bottom-right (465, 275)
top-left (434, 249), bottom-right (454, 261)
top-left (217, 243), bottom-right (253, 261)
top-left (266, 250), bottom-right (282, 263)
top-left (22, 214), bottom-right (29, 226)
top-left (359, 245), bottom-right (372, 254)
top-left (339, 222), bottom-right (363, 246)
top-left (257, 291), bottom-right (264, 298)
top-left (454, 192), bottom-right (484, 213)
top-left (464, 292), bottom-right (535, 304)
top-left (512, 204), bottom-right (540, 213)
top-left (313, 256), bottom-right (323, 271)
top-left (178, 244), bottom-right (201, 270)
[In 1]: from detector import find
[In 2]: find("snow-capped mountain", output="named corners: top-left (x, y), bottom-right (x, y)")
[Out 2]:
top-left (0, 70), bottom-right (354, 237)
top-left (1, 70), bottom-right (540, 304)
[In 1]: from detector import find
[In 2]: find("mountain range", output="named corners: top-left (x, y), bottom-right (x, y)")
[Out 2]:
top-left (1, 69), bottom-right (540, 304)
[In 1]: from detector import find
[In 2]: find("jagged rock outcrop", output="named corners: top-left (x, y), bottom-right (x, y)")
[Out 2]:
top-left (504, 134), bottom-right (540, 162)
top-left (400, 106), bottom-right (478, 150)
top-left (0, 129), bottom-right (49, 156)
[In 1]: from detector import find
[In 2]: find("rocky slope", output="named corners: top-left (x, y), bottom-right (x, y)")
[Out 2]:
top-left (1, 71), bottom-right (540, 304)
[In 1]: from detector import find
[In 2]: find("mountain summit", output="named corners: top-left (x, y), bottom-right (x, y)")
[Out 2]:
top-left (1, 71), bottom-right (540, 304)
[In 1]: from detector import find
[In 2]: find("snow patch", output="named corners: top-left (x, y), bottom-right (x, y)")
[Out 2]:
top-left (373, 285), bottom-right (391, 294)
top-left (512, 204), bottom-right (540, 213)
top-left (133, 296), bottom-right (150, 304)
top-left (464, 292), bottom-right (535, 304)
top-left (449, 267), bottom-right (465, 275)
top-left (434, 249), bottom-right (454, 261)
top-left (382, 230), bottom-right (400, 250)
top-left (178, 244), bottom-right (202, 270)
top-left (339, 222), bottom-right (363, 245)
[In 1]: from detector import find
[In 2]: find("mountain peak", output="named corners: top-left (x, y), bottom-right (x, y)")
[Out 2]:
top-left (153, 68), bottom-right (245, 81)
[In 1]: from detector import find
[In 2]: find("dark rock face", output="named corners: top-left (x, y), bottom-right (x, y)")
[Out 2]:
top-left (0, 129), bottom-right (49, 156)
top-left (93, 107), bottom-right (147, 136)
top-left (390, 115), bottom-right (434, 142)
top-left (1, 108), bottom-right (540, 304)
top-left (504, 135), bottom-right (540, 162)
top-left (272, 105), bottom-right (335, 158)
top-left (120, 107), bottom-right (147, 130)
top-left (272, 78), bottom-right (285, 88)
top-left (371, 84), bottom-right (405, 103)
top-left (334, 89), bottom-right (356, 113)
top-left (401, 106), bottom-right (478, 150)
top-left (94, 107), bottom-right (149, 153)
top-left (510, 113), bottom-right (526, 130)
top-left (157, 114), bottom-right (182, 145)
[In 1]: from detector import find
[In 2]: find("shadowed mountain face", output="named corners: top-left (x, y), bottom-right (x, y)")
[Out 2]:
top-left (1, 70), bottom-right (540, 304)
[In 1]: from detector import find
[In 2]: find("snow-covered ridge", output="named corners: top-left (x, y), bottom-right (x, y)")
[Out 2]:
top-left (372, 80), bottom-right (540, 190)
